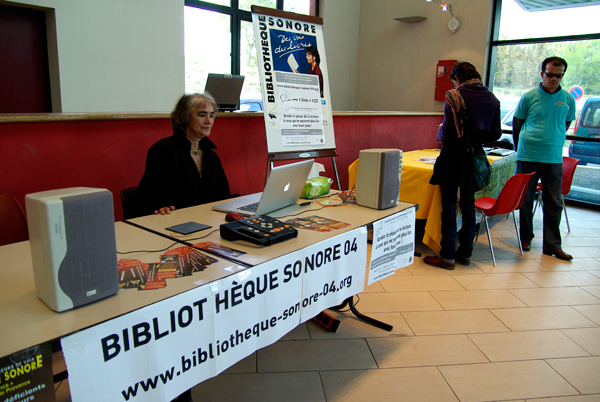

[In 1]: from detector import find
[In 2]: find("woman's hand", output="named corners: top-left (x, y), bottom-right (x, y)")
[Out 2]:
top-left (154, 206), bottom-right (175, 215)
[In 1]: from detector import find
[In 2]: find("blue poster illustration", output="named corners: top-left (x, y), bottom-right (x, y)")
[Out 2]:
top-left (270, 29), bottom-right (324, 98)
top-left (270, 29), bottom-right (317, 73)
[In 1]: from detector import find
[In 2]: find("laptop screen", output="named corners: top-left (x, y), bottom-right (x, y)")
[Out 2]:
top-left (204, 73), bottom-right (245, 112)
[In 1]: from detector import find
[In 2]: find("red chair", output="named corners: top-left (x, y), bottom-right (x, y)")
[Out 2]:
top-left (0, 194), bottom-right (29, 246)
top-left (475, 173), bottom-right (535, 266)
top-left (533, 156), bottom-right (580, 232)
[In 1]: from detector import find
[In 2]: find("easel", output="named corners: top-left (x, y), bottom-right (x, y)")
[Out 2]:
top-left (267, 149), bottom-right (342, 190)
top-left (252, 6), bottom-right (391, 332)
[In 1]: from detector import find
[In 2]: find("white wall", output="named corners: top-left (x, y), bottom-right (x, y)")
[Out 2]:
top-left (322, 0), bottom-right (493, 112)
top-left (321, 0), bottom-right (361, 111)
top-left (5, 0), bottom-right (493, 113)
top-left (5, 0), bottom-right (183, 113)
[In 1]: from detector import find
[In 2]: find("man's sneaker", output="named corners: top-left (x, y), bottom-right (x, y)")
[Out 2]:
top-left (423, 256), bottom-right (455, 270)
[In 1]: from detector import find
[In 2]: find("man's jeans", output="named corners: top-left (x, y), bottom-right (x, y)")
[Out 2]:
top-left (518, 161), bottom-right (563, 250)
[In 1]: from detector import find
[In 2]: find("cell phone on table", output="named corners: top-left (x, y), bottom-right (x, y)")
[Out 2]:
top-left (166, 222), bottom-right (211, 235)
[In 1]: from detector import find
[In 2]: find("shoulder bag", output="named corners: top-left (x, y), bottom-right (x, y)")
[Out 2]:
top-left (461, 110), bottom-right (491, 192)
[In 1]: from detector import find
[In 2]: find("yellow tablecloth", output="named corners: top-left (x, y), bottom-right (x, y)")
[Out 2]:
top-left (400, 149), bottom-right (517, 254)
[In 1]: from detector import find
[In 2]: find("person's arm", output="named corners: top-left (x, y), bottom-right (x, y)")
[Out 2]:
top-left (512, 117), bottom-right (525, 151)
top-left (487, 106), bottom-right (502, 144)
top-left (137, 143), bottom-right (178, 215)
top-left (436, 102), bottom-right (453, 146)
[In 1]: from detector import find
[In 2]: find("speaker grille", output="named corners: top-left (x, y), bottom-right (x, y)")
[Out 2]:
top-left (378, 151), bottom-right (400, 209)
top-left (58, 191), bottom-right (118, 308)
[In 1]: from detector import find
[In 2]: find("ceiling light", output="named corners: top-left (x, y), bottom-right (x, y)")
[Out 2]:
top-left (428, 0), bottom-right (454, 15)
top-left (426, 0), bottom-right (461, 33)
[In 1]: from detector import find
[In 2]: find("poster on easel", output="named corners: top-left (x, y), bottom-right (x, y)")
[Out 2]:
top-left (252, 7), bottom-right (336, 154)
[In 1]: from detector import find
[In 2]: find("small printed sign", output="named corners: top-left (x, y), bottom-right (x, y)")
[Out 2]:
top-left (0, 344), bottom-right (55, 402)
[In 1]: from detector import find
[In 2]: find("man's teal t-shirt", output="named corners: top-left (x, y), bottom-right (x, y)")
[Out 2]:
top-left (514, 85), bottom-right (576, 163)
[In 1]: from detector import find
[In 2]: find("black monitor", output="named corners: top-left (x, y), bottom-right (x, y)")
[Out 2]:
top-left (204, 73), bottom-right (245, 112)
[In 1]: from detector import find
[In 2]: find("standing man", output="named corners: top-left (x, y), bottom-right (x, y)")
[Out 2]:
top-left (513, 56), bottom-right (576, 260)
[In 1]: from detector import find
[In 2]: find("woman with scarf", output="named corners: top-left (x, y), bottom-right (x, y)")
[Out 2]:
top-left (424, 61), bottom-right (501, 270)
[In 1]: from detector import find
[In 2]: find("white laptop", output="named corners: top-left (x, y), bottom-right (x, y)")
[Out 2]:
top-left (212, 159), bottom-right (314, 217)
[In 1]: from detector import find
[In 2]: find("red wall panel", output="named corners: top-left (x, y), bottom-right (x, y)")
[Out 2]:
top-left (1, 114), bottom-right (441, 220)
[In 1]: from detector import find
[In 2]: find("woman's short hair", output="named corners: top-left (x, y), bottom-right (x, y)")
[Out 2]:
top-left (450, 61), bottom-right (481, 82)
top-left (171, 92), bottom-right (219, 132)
top-left (305, 45), bottom-right (321, 64)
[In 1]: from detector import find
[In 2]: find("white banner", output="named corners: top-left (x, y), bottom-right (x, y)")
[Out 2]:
top-left (368, 209), bottom-right (416, 285)
top-left (62, 227), bottom-right (366, 402)
top-left (252, 11), bottom-right (336, 153)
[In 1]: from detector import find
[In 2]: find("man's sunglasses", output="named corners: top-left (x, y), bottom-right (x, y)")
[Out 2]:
top-left (544, 72), bottom-right (564, 79)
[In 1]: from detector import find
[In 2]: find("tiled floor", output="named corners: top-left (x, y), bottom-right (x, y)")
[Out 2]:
top-left (55, 205), bottom-right (600, 401)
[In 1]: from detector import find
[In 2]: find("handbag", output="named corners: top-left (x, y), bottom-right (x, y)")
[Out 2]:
top-left (467, 146), bottom-right (491, 192)
top-left (462, 111), bottom-right (491, 192)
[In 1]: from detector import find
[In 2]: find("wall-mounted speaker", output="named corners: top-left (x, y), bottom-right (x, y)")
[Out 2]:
top-left (25, 187), bottom-right (119, 312)
top-left (355, 149), bottom-right (402, 210)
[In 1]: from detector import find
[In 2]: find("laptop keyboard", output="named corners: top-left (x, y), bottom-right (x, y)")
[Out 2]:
top-left (239, 202), bottom-right (259, 212)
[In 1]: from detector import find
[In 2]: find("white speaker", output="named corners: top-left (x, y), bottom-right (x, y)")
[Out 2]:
top-left (25, 187), bottom-right (119, 312)
top-left (355, 149), bottom-right (402, 210)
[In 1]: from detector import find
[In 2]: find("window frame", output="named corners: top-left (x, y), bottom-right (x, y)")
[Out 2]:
top-left (184, 0), bottom-right (318, 76)
top-left (486, 0), bottom-right (600, 208)
top-left (486, 0), bottom-right (600, 144)
top-left (486, 0), bottom-right (600, 91)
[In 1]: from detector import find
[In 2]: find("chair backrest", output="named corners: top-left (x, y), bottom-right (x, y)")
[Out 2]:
top-left (562, 156), bottom-right (580, 196)
top-left (0, 194), bottom-right (29, 246)
top-left (347, 159), bottom-right (359, 191)
top-left (516, 173), bottom-right (535, 211)
top-left (120, 186), bottom-right (139, 220)
top-left (489, 173), bottom-right (535, 216)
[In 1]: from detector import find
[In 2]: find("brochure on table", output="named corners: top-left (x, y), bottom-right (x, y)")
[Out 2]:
top-left (252, 8), bottom-right (335, 153)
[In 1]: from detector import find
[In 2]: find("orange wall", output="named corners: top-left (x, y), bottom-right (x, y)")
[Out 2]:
top-left (1, 113), bottom-right (441, 220)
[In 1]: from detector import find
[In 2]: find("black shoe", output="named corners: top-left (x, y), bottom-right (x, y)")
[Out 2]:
top-left (455, 255), bottom-right (470, 266)
top-left (522, 241), bottom-right (531, 252)
top-left (172, 390), bottom-right (192, 402)
top-left (543, 248), bottom-right (573, 261)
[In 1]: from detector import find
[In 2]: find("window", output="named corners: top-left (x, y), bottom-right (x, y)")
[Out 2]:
top-left (184, 0), bottom-right (317, 101)
top-left (488, 0), bottom-right (600, 206)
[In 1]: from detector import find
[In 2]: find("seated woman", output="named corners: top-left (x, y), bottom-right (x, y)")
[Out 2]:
top-left (136, 93), bottom-right (231, 216)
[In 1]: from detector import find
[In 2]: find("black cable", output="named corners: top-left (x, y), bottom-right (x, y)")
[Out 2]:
top-left (272, 206), bottom-right (326, 219)
top-left (116, 229), bottom-right (219, 254)
top-left (117, 241), bottom-right (180, 255)
top-left (122, 220), bottom-right (252, 268)
top-left (177, 228), bottom-right (220, 242)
